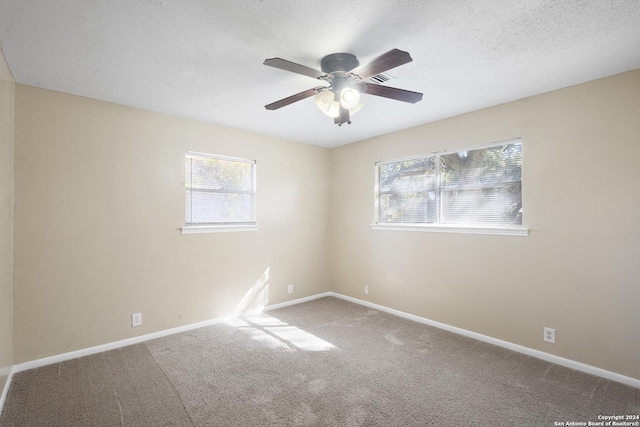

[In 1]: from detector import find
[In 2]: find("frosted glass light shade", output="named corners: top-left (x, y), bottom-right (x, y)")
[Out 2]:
top-left (340, 87), bottom-right (360, 109)
top-left (314, 91), bottom-right (335, 112)
top-left (349, 102), bottom-right (364, 116)
top-left (322, 101), bottom-right (340, 118)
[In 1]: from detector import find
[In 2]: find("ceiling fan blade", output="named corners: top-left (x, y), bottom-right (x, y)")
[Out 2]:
top-left (347, 49), bottom-right (413, 80)
top-left (264, 88), bottom-right (318, 110)
top-left (359, 83), bottom-right (423, 104)
top-left (263, 58), bottom-right (326, 79)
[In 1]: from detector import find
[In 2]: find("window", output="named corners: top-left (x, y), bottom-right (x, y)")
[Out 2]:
top-left (374, 139), bottom-right (525, 235)
top-left (183, 152), bottom-right (257, 233)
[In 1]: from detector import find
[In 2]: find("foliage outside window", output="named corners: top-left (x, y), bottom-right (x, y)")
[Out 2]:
top-left (376, 140), bottom-right (522, 227)
top-left (185, 152), bottom-right (256, 226)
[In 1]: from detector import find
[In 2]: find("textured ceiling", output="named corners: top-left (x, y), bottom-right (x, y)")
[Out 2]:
top-left (1, 1), bottom-right (639, 148)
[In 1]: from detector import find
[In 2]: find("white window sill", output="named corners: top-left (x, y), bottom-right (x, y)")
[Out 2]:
top-left (181, 224), bottom-right (259, 234)
top-left (371, 223), bottom-right (528, 236)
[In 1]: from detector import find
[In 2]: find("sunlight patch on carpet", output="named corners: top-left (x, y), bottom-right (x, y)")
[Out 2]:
top-left (227, 314), bottom-right (337, 352)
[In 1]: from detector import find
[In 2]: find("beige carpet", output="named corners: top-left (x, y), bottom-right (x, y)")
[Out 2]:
top-left (1, 297), bottom-right (638, 426)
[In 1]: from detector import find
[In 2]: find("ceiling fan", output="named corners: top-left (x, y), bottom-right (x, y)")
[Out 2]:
top-left (263, 49), bottom-right (423, 126)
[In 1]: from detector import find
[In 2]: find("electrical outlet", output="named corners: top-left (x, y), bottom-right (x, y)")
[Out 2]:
top-left (543, 327), bottom-right (555, 344)
top-left (364, 285), bottom-right (370, 295)
top-left (288, 284), bottom-right (293, 294)
top-left (131, 313), bottom-right (142, 327)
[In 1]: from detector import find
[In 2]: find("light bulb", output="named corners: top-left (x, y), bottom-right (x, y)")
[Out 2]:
top-left (340, 87), bottom-right (360, 109)
top-left (314, 91), bottom-right (334, 112)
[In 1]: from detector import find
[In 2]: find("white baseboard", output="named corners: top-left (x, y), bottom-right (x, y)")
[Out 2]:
top-left (3, 289), bottom-right (638, 412)
top-left (264, 292), bottom-right (332, 312)
top-left (328, 292), bottom-right (640, 389)
top-left (0, 366), bottom-right (15, 416)
top-left (12, 317), bottom-right (231, 374)
top-left (11, 292), bottom-right (332, 374)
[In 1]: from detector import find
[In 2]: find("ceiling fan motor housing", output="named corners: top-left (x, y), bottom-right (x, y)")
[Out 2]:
top-left (320, 53), bottom-right (359, 74)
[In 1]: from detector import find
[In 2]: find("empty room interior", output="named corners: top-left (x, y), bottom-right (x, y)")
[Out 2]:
top-left (1, 1), bottom-right (639, 425)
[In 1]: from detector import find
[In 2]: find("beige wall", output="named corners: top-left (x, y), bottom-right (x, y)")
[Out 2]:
top-left (0, 47), bottom-right (14, 392)
top-left (330, 70), bottom-right (640, 379)
top-left (13, 85), bottom-right (331, 363)
top-left (10, 69), bottom-right (640, 381)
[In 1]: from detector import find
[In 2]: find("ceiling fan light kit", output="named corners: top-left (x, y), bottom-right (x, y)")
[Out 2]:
top-left (264, 49), bottom-right (423, 126)
top-left (314, 87), bottom-right (361, 118)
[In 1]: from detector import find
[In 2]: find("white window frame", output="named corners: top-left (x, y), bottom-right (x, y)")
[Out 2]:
top-left (372, 139), bottom-right (528, 237)
top-left (182, 151), bottom-right (258, 234)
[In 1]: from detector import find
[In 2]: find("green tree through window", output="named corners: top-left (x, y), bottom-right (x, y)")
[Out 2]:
top-left (377, 141), bottom-right (522, 226)
top-left (185, 153), bottom-right (256, 225)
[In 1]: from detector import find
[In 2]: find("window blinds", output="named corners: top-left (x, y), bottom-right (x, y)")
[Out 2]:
top-left (185, 153), bottom-right (256, 225)
top-left (377, 141), bottom-right (522, 226)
